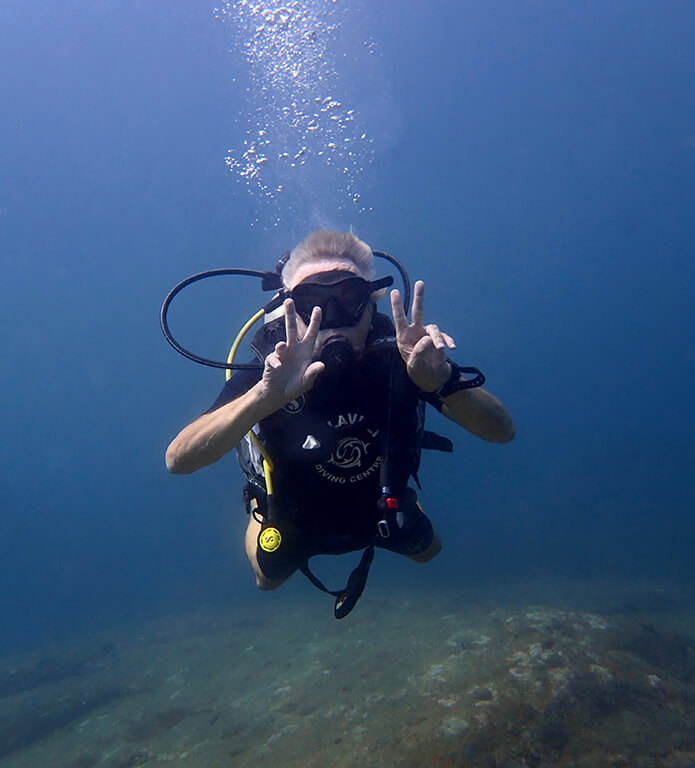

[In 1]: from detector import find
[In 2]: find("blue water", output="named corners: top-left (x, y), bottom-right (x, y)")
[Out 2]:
top-left (1, 0), bottom-right (694, 653)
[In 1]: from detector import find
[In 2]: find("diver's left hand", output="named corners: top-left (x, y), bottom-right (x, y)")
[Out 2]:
top-left (390, 280), bottom-right (456, 392)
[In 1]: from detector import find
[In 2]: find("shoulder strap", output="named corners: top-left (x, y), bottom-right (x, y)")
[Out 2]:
top-left (249, 317), bottom-right (286, 362)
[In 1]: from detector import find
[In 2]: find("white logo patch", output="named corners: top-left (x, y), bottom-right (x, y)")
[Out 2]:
top-left (327, 412), bottom-right (365, 428)
top-left (283, 395), bottom-right (305, 414)
top-left (328, 437), bottom-right (370, 469)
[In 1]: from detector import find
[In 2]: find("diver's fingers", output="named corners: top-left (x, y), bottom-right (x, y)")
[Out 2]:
top-left (302, 305), bottom-right (322, 344)
top-left (414, 332), bottom-right (449, 361)
top-left (284, 299), bottom-right (298, 344)
top-left (425, 323), bottom-right (446, 350)
top-left (442, 332), bottom-right (456, 350)
top-left (411, 281), bottom-right (425, 326)
top-left (390, 289), bottom-right (408, 335)
top-left (412, 333), bottom-right (437, 357)
top-left (302, 360), bottom-right (325, 389)
top-left (266, 350), bottom-right (282, 370)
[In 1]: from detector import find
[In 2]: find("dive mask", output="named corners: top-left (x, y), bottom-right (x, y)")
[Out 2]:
top-left (290, 270), bottom-right (393, 330)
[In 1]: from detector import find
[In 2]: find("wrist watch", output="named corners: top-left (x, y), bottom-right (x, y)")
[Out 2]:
top-left (435, 361), bottom-right (486, 399)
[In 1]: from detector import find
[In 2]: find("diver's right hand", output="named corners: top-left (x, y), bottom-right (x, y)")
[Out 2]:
top-left (258, 299), bottom-right (325, 412)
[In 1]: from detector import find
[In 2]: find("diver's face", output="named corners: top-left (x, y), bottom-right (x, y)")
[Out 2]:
top-left (294, 299), bottom-right (374, 356)
top-left (314, 301), bottom-right (374, 356)
top-left (289, 264), bottom-right (377, 356)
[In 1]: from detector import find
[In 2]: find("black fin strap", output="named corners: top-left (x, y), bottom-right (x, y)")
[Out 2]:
top-left (300, 546), bottom-right (375, 620)
top-left (299, 562), bottom-right (341, 597)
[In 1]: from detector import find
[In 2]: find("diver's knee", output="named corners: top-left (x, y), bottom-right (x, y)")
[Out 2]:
top-left (408, 529), bottom-right (442, 563)
top-left (255, 575), bottom-right (282, 590)
top-left (254, 568), bottom-right (289, 591)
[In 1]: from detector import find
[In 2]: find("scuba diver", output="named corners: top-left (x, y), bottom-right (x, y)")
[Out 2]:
top-left (163, 230), bottom-right (515, 618)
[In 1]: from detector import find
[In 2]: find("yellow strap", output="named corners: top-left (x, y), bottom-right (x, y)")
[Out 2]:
top-left (261, 455), bottom-right (274, 495)
top-left (226, 307), bottom-right (275, 493)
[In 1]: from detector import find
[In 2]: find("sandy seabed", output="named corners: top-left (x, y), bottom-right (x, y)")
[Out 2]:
top-left (2, 578), bottom-right (695, 768)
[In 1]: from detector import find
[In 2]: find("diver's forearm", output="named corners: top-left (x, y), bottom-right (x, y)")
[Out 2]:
top-left (441, 388), bottom-right (515, 443)
top-left (165, 382), bottom-right (274, 474)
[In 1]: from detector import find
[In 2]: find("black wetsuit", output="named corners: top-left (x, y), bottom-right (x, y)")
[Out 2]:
top-left (208, 312), bottom-right (436, 578)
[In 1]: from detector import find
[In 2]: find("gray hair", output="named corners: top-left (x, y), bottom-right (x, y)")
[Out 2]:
top-left (282, 230), bottom-right (375, 288)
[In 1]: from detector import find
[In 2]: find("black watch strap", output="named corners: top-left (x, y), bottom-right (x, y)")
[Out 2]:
top-left (436, 362), bottom-right (486, 398)
top-left (419, 362), bottom-right (486, 412)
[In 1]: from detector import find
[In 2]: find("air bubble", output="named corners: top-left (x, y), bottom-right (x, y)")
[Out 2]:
top-left (217, 0), bottom-right (376, 215)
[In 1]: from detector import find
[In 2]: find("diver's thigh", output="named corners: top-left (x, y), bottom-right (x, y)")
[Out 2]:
top-left (244, 515), bottom-right (289, 591)
top-left (377, 501), bottom-right (439, 561)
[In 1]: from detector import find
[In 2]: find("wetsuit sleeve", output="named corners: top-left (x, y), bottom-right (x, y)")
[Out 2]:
top-left (204, 364), bottom-right (262, 413)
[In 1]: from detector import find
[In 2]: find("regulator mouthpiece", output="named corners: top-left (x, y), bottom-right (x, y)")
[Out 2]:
top-left (319, 335), bottom-right (357, 374)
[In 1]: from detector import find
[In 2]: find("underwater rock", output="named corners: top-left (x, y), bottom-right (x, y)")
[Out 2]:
top-left (0, 655), bottom-right (90, 698)
top-left (0, 684), bottom-right (128, 759)
top-left (123, 708), bottom-right (197, 742)
top-left (610, 623), bottom-right (695, 678)
top-left (2, 594), bottom-right (695, 768)
top-left (106, 750), bottom-right (154, 768)
top-left (65, 754), bottom-right (97, 768)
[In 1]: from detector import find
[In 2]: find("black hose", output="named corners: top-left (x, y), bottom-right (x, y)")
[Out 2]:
top-left (373, 251), bottom-right (411, 314)
top-left (160, 268), bottom-right (269, 370)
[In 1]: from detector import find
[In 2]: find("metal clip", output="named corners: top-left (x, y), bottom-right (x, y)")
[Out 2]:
top-left (377, 519), bottom-right (390, 538)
